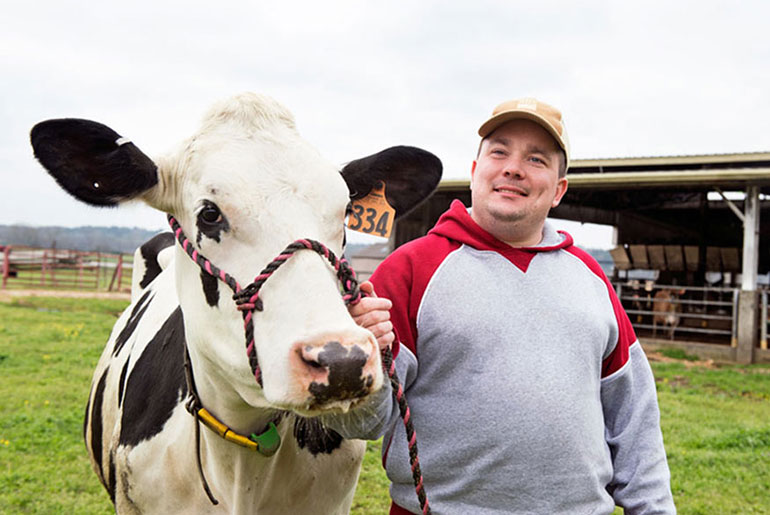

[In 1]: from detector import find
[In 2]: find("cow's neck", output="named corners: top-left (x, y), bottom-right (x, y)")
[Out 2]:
top-left (185, 339), bottom-right (280, 437)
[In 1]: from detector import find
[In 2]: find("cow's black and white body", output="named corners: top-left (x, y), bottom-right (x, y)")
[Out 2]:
top-left (30, 93), bottom-right (441, 514)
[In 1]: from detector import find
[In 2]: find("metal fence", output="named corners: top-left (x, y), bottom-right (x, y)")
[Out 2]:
top-left (1, 245), bottom-right (132, 292)
top-left (615, 282), bottom-right (738, 345)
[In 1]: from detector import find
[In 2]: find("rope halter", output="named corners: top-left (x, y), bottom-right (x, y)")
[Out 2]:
top-left (168, 215), bottom-right (361, 386)
top-left (166, 214), bottom-right (431, 514)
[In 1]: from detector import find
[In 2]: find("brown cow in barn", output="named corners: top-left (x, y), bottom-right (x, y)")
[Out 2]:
top-left (652, 288), bottom-right (685, 340)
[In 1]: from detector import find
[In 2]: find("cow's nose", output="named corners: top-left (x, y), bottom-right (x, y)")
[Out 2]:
top-left (293, 337), bottom-right (379, 403)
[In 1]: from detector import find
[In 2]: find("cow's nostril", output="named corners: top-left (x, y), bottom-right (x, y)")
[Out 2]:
top-left (298, 345), bottom-right (329, 377)
top-left (302, 355), bottom-right (324, 370)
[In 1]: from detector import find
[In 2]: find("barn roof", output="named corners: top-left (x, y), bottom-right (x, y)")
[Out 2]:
top-left (438, 151), bottom-right (770, 191)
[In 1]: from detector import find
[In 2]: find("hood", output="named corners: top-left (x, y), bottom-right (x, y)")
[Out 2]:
top-left (428, 200), bottom-right (573, 255)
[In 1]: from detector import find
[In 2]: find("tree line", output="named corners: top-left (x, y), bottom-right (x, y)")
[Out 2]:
top-left (0, 225), bottom-right (161, 254)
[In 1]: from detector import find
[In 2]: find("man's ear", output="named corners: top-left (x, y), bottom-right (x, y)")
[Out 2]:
top-left (341, 146), bottom-right (442, 218)
top-left (30, 118), bottom-right (159, 207)
top-left (551, 177), bottom-right (569, 208)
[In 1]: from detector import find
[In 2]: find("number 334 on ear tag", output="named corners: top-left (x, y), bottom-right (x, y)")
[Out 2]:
top-left (347, 182), bottom-right (395, 238)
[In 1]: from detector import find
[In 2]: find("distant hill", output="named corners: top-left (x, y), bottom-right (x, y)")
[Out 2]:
top-left (0, 225), bottom-right (162, 254)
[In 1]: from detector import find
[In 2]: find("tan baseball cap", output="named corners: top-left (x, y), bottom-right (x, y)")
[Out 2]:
top-left (478, 97), bottom-right (570, 167)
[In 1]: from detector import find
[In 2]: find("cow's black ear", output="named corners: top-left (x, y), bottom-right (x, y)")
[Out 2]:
top-left (30, 118), bottom-right (158, 207)
top-left (341, 146), bottom-right (442, 218)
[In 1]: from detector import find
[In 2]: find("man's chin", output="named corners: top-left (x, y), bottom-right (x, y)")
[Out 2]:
top-left (488, 208), bottom-right (526, 224)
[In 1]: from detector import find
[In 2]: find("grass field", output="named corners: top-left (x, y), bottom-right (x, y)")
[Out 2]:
top-left (1, 295), bottom-right (769, 513)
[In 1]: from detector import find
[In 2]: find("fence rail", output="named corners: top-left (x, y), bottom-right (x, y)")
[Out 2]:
top-left (1, 245), bottom-right (132, 292)
top-left (614, 282), bottom-right (740, 344)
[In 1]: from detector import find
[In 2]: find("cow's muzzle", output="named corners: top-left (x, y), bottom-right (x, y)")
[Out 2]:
top-left (292, 334), bottom-right (380, 407)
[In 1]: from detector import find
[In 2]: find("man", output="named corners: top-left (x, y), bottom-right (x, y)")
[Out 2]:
top-left (331, 98), bottom-right (676, 514)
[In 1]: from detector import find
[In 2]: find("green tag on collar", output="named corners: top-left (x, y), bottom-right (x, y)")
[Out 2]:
top-left (251, 422), bottom-right (281, 457)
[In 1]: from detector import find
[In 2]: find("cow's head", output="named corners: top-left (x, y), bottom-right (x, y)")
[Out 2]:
top-left (31, 93), bottom-right (441, 415)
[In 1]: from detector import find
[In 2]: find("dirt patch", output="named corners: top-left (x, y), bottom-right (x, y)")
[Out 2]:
top-left (661, 375), bottom-right (691, 388)
top-left (0, 289), bottom-right (130, 302)
top-left (646, 351), bottom-right (718, 369)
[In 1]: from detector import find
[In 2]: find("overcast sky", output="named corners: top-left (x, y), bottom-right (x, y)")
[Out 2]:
top-left (2, 1), bottom-right (768, 248)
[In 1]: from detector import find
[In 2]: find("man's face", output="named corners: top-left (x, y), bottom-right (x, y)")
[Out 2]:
top-left (470, 119), bottom-right (568, 246)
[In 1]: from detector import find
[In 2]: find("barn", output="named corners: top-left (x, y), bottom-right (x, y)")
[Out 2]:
top-left (382, 151), bottom-right (770, 364)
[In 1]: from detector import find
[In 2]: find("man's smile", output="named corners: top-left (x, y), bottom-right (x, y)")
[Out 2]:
top-left (493, 184), bottom-right (528, 197)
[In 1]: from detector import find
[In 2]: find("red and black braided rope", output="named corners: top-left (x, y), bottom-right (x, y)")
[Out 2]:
top-left (167, 214), bottom-right (430, 514)
top-left (381, 349), bottom-right (430, 514)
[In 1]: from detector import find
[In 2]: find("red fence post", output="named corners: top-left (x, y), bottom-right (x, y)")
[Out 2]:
top-left (95, 252), bottom-right (101, 289)
top-left (50, 250), bottom-right (57, 287)
top-left (77, 254), bottom-right (83, 289)
top-left (1, 246), bottom-right (9, 289)
top-left (41, 251), bottom-right (47, 286)
top-left (108, 254), bottom-right (123, 292)
top-left (117, 254), bottom-right (123, 291)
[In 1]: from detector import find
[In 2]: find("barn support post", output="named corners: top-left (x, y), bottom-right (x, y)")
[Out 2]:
top-left (731, 289), bottom-right (740, 347)
top-left (761, 291), bottom-right (768, 351)
top-left (736, 186), bottom-right (760, 364)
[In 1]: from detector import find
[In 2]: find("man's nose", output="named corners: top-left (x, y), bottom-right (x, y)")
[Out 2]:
top-left (502, 158), bottom-right (525, 178)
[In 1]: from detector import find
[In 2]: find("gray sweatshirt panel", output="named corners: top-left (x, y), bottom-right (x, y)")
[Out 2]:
top-left (384, 245), bottom-right (620, 514)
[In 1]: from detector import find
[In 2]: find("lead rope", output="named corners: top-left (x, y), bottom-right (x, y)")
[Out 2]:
top-left (167, 215), bottom-right (430, 514)
top-left (183, 346), bottom-right (220, 505)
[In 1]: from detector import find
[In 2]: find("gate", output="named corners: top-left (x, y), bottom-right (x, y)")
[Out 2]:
top-left (1, 245), bottom-right (131, 292)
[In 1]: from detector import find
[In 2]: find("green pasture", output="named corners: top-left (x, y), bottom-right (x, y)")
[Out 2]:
top-left (1, 296), bottom-right (769, 514)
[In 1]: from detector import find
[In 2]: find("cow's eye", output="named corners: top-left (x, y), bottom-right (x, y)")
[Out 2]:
top-left (198, 204), bottom-right (223, 225)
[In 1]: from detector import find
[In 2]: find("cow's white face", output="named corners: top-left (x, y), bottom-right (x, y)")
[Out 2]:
top-left (156, 95), bottom-right (381, 413)
top-left (30, 92), bottom-right (442, 419)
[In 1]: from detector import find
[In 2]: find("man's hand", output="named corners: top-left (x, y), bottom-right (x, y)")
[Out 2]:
top-left (350, 281), bottom-right (395, 352)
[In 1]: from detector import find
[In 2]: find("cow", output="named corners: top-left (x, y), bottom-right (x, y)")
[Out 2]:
top-left (652, 288), bottom-right (685, 340)
top-left (30, 93), bottom-right (442, 514)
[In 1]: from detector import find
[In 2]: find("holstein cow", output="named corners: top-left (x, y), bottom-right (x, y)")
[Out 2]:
top-left (30, 93), bottom-right (441, 514)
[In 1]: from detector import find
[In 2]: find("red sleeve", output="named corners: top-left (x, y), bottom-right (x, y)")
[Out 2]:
top-left (565, 246), bottom-right (636, 378)
top-left (369, 235), bottom-right (460, 358)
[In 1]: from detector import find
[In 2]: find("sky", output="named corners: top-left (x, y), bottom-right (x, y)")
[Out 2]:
top-left (2, 1), bottom-right (768, 249)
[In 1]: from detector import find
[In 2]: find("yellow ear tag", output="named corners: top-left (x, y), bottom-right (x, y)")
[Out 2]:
top-left (347, 182), bottom-right (396, 238)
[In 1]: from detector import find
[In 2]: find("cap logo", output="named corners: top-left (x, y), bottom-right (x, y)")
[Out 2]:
top-left (516, 99), bottom-right (538, 111)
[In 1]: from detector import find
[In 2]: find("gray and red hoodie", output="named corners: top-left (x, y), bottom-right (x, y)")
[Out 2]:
top-left (327, 200), bottom-right (675, 514)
